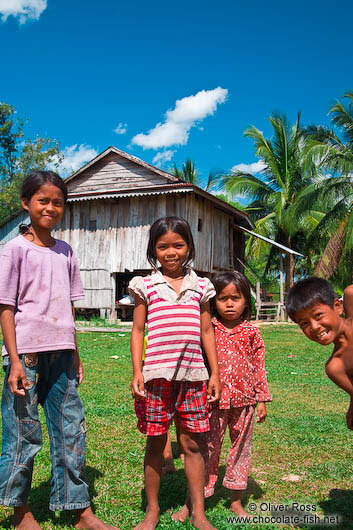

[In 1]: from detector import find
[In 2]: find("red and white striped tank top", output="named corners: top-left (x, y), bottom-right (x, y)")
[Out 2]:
top-left (129, 270), bottom-right (215, 382)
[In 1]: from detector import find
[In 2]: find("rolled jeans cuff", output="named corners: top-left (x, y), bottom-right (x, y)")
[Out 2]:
top-left (0, 497), bottom-right (26, 507)
top-left (49, 501), bottom-right (91, 512)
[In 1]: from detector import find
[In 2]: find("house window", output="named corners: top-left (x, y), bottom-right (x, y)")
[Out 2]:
top-left (198, 218), bottom-right (203, 232)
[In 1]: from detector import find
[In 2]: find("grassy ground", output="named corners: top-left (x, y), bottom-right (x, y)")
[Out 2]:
top-left (0, 325), bottom-right (352, 529)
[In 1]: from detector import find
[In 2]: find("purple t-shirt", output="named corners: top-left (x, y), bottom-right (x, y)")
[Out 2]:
top-left (0, 235), bottom-right (85, 356)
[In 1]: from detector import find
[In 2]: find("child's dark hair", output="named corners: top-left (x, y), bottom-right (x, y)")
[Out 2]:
top-left (286, 276), bottom-right (336, 322)
top-left (19, 170), bottom-right (67, 235)
top-left (147, 216), bottom-right (195, 270)
top-left (211, 271), bottom-right (252, 321)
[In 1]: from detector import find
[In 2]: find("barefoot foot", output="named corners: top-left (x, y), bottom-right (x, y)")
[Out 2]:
top-left (13, 504), bottom-right (43, 530)
top-left (133, 508), bottom-right (160, 530)
top-left (190, 515), bottom-right (217, 530)
top-left (229, 501), bottom-right (253, 518)
top-left (172, 504), bottom-right (190, 523)
top-left (74, 506), bottom-right (118, 530)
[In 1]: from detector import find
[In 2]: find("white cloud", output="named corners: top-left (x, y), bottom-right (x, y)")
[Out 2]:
top-left (152, 150), bottom-right (175, 167)
top-left (114, 122), bottom-right (127, 135)
top-left (231, 160), bottom-right (266, 174)
top-left (132, 87), bottom-right (228, 150)
top-left (0, 0), bottom-right (47, 23)
top-left (48, 144), bottom-right (99, 177)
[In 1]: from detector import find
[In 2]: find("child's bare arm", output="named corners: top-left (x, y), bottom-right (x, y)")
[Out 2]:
top-left (346, 399), bottom-right (353, 430)
top-left (326, 358), bottom-right (353, 429)
top-left (130, 295), bottom-right (147, 399)
top-left (0, 304), bottom-right (29, 396)
top-left (72, 303), bottom-right (83, 385)
top-left (200, 302), bottom-right (220, 402)
top-left (343, 285), bottom-right (353, 318)
top-left (325, 357), bottom-right (353, 397)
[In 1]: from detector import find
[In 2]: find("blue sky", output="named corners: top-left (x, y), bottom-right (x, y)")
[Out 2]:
top-left (1, 0), bottom-right (353, 189)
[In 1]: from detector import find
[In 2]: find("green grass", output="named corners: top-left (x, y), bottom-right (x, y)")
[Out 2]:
top-left (0, 325), bottom-right (353, 529)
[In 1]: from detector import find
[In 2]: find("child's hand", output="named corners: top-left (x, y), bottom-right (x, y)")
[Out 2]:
top-left (207, 374), bottom-right (221, 403)
top-left (346, 401), bottom-right (353, 430)
top-left (8, 360), bottom-right (31, 396)
top-left (131, 371), bottom-right (145, 400)
top-left (73, 351), bottom-right (84, 386)
top-left (256, 402), bottom-right (267, 423)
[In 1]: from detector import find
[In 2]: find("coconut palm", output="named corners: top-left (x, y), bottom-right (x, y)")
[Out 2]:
top-left (173, 159), bottom-right (198, 184)
top-left (172, 158), bottom-right (221, 192)
top-left (223, 112), bottom-right (322, 292)
top-left (296, 93), bottom-right (353, 282)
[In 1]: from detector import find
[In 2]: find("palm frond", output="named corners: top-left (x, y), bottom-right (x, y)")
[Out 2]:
top-left (223, 171), bottom-right (274, 202)
top-left (329, 93), bottom-right (353, 144)
top-left (314, 218), bottom-right (348, 278)
top-left (204, 169), bottom-right (223, 192)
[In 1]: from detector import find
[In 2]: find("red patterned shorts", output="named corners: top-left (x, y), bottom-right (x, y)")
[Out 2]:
top-left (135, 378), bottom-right (209, 436)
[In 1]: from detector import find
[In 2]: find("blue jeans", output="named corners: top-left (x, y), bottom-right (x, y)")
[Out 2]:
top-left (0, 350), bottom-right (90, 511)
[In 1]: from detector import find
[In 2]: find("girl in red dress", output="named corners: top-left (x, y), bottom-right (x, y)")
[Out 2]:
top-left (204, 271), bottom-right (272, 516)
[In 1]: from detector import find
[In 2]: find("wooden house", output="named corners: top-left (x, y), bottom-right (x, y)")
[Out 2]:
top-left (0, 146), bottom-right (253, 317)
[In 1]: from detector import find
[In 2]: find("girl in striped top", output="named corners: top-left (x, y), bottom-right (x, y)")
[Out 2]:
top-left (129, 216), bottom-right (220, 530)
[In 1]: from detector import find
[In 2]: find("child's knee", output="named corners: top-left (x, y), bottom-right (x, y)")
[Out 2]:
top-left (179, 431), bottom-right (202, 455)
top-left (146, 433), bottom-right (167, 456)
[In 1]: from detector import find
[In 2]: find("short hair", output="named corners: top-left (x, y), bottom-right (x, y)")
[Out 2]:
top-left (147, 216), bottom-right (195, 270)
top-left (211, 270), bottom-right (252, 321)
top-left (21, 170), bottom-right (68, 203)
top-left (286, 276), bottom-right (336, 322)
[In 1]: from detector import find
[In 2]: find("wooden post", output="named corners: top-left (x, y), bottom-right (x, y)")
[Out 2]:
top-left (108, 273), bottom-right (118, 323)
top-left (256, 281), bottom-right (261, 320)
top-left (280, 254), bottom-right (285, 320)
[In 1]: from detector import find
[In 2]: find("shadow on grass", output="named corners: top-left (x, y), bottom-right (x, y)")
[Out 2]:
top-left (138, 464), bottom-right (264, 515)
top-left (318, 489), bottom-right (353, 529)
top-left (0, 465), bottom-right (103, 529)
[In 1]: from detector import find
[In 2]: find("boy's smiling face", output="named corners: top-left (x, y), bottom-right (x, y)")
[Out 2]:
top-left (294, 300), bottom-right (343, 345)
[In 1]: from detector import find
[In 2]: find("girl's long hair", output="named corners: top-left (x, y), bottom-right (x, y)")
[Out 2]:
top-left (19, 170), bottom-right (67, 235)
top-left (147, 216), bottom-right (195, 270)
top-left (211, 271), bottom-right (252, 321)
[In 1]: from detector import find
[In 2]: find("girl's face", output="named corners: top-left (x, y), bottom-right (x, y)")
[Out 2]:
top-left (215, 282), bottom-right (247, 328)
top-left (21, 182), bottom-right (65, 232)
top-left (155, 230), bottom-right (188, 276)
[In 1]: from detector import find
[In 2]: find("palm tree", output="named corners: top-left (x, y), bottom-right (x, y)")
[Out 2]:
top-left (296, 93), bottom-right (353, 282)
top-left (172, 158), bottom-right (221, 192)
top-left (223, 112), bottom-right (322, 292)
top-left (173, 159), bottom-right (198, 184)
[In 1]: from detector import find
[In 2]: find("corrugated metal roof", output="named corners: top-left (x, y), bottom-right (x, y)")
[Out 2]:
top-left (235, 225), bottom-right (304, 257)
top-left (67, 188), bottom-right (193, 201)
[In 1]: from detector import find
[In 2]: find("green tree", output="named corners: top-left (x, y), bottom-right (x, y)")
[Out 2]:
top-left (0, 103), bottom-right (62, 223)
top-left (296, 93), bottom-right (353, 283)
top-left (223, 112), bottom-right (322, 292)
top-left (172, 158), bottom-right (221, 192)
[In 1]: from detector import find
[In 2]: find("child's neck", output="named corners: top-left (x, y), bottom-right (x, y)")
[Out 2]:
top-left (219, 316), bottom-right (244, 330)
top-left (161, 268), bottom-right (185, 280)
top-left (23, 226), bottom-right (55, 247)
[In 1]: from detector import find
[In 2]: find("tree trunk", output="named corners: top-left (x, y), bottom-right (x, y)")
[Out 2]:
top-left (314, 221), bottom-right (346, 279)
top-left (284, 236), bottom-right (294, 295)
